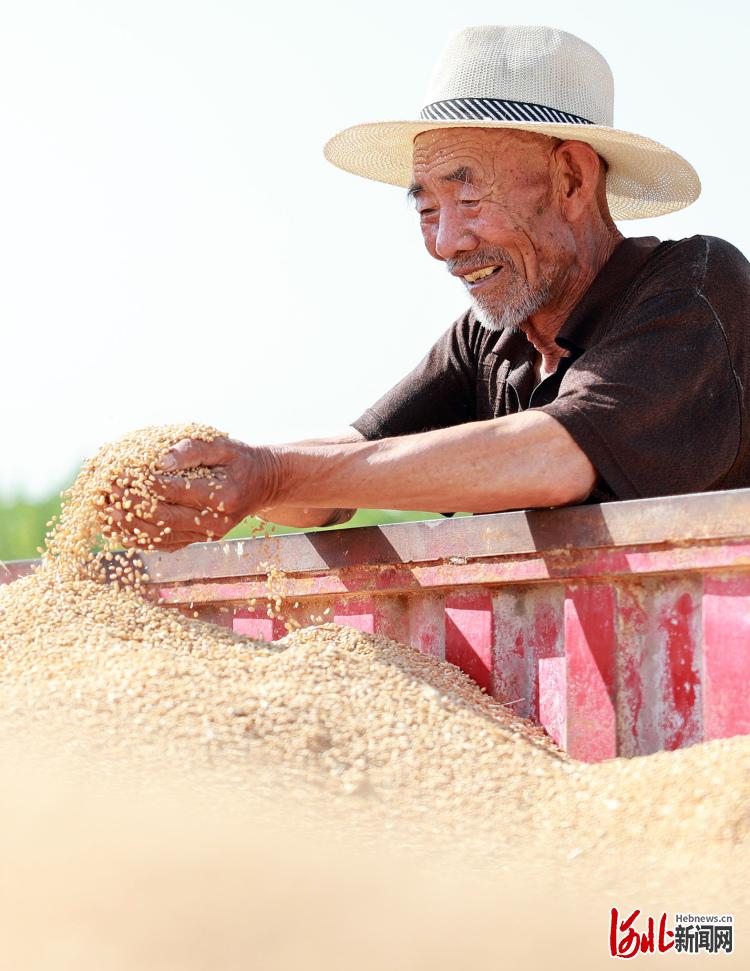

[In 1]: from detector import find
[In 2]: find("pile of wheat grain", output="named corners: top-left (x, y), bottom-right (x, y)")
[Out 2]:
top-left (1, 422), bottom-right (749, 910)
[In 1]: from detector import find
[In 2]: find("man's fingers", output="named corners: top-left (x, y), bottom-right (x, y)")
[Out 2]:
top-left (105, 507), bottom-right (163, 541)
top-left (105, 507), bottom-right (205, 544)
top-left (147, 499), bottom-right (231, 536)
top-left (103, 511), bottom-right (205, 551)
top-left (158, 437), bottom-right (232, 474)
top-left (107, 473), bottom-right (228, 515)
top-left (152, 474), bottom-right (221, 510)
top-left (105, 502), bottom-right (231, 542)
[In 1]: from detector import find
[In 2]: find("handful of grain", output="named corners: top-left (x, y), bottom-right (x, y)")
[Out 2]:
top-left (43, 423), bottom-right (225, 584)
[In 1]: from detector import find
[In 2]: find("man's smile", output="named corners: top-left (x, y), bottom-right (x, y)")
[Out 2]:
top-left (460, 264), bottom-right (504, 288)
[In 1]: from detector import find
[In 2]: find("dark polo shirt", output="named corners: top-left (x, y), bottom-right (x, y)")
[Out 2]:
top-left (352, 235), bottom-right (750, 502)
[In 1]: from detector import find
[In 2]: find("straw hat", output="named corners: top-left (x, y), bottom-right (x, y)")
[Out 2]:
top-left (324, 25), bottom-right (700, 220)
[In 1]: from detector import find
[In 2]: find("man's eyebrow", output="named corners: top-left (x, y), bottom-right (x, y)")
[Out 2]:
top-left (406, 182), bottom-right (423, 202)
top-left (442, 165), bottom-right (479, 187)
top-left (407, 166), bottom-right (480, 202)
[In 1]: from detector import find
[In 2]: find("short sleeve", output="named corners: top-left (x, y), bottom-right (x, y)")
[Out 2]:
top-left (540, 288), bottom-right (742, 500)
top-left (352, 311), bottom-right (477, 440)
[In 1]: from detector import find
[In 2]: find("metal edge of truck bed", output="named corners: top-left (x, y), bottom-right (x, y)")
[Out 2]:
top-left (4, 487), bottom-right (750, 586)
top-left (143, 487), bottom-right (750, 583)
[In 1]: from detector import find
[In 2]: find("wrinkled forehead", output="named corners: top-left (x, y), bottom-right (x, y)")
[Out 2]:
top-left (411, 127), bottom-right (555, 184)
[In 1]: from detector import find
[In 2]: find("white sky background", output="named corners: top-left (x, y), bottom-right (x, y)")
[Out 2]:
top-left (1, 0), bottom-right (748, 496)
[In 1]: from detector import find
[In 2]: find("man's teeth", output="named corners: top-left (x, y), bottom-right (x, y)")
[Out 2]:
top-left (463, 265), bottom-right (500, 283)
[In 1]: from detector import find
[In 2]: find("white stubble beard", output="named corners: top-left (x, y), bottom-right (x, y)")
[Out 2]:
top-left (469, 265), bottom-right (556, 333)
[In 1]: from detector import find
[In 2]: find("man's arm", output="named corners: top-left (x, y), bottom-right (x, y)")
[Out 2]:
top-left (269, 411), bottom-right (595, 513)
top-left (110, 411), bottom-right (595, 550)
top-left (254, 429), bottom-right (364, 528)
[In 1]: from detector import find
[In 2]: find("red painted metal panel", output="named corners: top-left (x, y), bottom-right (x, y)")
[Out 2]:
top-left (407, 593), bottom-right (446, 660)
top-left (613, 578), bottom-right (703, 756)
top-left (538, 657), bottom-right (567, 751)
top-left (333, 597), bottom-right (376, 634)
top-left (492, 587), bottom-right (564, 720)
top-left (613, 583), bottom-right (650, 758)
top-left (445, 590), bottom-right (493, 693)
top-left (491, 590), bottom-right (532, 716)
top-left (564, 583), bottom-right (617, 763)
top-left (150, 538), bottom-right (750, 611)
top-left (656, 585), bottom-right (702, 751)
top-left (331, 595), bottom-right (409, 643)
top-left (372, 596), bottom-right (410, 645)
top-left (233, 610), bottom-right (275, 641)
top-left (193, 605), bottom-right (234, 630)
top-left (0, 560), bottom-right (35, 583)
top-left (703, 574), bottom-right (750, 740)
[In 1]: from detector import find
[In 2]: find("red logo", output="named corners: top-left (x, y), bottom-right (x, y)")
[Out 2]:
top-left (610, 908), bottom-right (674, 958)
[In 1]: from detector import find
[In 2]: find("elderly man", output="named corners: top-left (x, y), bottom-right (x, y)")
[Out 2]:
top-left (112, 25), bottom-right (750, 551)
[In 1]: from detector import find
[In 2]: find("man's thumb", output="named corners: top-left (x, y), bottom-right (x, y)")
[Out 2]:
top-left (158, 438), bottom-right (218, 472)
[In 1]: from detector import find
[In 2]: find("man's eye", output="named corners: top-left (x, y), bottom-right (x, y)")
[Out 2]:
top-left (459, 199), bottom-right (481, 207)
top-left (418, 208), bottom-right (437, 217)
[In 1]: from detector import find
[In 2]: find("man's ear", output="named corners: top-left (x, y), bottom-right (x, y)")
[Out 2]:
top-left (552, 140), bottom-right (602, 220)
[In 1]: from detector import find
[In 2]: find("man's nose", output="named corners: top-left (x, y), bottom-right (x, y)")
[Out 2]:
top-left (434, 208), bottom-right (479, 261)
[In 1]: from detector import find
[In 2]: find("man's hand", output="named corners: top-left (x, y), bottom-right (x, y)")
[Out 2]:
top-left (107, 437), bottom-right (278, 552)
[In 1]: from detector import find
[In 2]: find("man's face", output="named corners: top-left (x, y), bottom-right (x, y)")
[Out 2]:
top-left (410, 128), bottom-right (573, 331)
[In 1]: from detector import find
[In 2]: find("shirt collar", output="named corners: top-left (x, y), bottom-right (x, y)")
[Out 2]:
top-left (555, 236), bottom-right (662, 352)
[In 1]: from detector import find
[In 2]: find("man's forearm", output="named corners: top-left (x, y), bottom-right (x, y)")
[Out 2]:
top-left (254, 430), bottom-right (362, 527)
top-left (255, 505), bottom-right (355, 529)
top-left (264, 411), bottom-right (596, 514)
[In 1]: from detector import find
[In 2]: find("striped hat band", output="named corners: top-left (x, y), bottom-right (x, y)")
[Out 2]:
top-left (420, 98), bottom-right (593, 127)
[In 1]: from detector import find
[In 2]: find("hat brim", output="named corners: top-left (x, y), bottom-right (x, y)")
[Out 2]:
top-left (323, 120), bottom-right (700, 220)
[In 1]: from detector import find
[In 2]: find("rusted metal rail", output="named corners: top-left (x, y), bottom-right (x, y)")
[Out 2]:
top-left (5, 488), bottom-right (750, 762)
